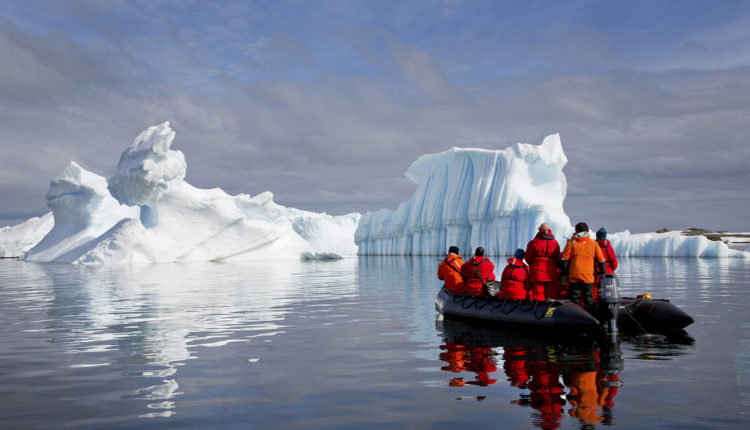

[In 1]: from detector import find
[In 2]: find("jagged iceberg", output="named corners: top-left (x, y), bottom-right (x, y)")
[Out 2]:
top-left (355, 134), bottom-right (573, 257)
top-left (10, 122), bottom-right (359, 264)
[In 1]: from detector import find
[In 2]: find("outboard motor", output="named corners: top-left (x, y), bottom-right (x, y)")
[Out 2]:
top-left (599, 274), bottom-right (622, 339)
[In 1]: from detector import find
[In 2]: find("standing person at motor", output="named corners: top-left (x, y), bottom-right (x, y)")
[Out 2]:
top-left (499, 249), bottom-right (531, 299)
top-left (559, 222), bottom-right (606, 309)
top-left (460, 247), bottom-right (496, 296)
top-left (595, 228), bottom-right (618, 275)
top-left (438, 246), bottom-right (465, 294)
top-left (525, 222), bottom-right (562, 300)
top-left (594, 228), bottom-right (618, 301)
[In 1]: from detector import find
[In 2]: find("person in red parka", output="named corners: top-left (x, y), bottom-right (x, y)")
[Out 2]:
top-left (525, 223), bottom-right (562, 300)
top-left (460, 247), bottom-right (495, 296)
top-left (594, 227), bottom-right (618, 300)
top-left (499, 249), bottom-right (531, 299)
top-left (595, 228), bottom-right (618, 274)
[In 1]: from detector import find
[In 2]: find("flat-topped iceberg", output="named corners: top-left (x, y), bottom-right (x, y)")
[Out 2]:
top-left (9, 122), bottom-right (359, 264)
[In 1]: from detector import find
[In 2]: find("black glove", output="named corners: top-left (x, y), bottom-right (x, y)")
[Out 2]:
top-left (598, 261), bottom-right (606, 275)
top-left (557, 259), bottom-right (568, 272)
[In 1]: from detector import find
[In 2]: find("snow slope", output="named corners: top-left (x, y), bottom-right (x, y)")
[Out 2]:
top-left (9, 122), bottom-right (359, 264)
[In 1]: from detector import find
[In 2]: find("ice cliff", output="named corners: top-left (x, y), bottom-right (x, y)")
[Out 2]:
top-left (14, 122), bottom-right (359, 264)
top-left (355, 134), bottom-right (573, 257)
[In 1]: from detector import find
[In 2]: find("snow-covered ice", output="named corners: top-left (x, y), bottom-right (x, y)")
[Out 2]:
top-left (608, 230), bottom-right (747, 258)
top-left (0, 213), bottom-right (53, 258)
top-left (5, 122), bottom-right (359, 264)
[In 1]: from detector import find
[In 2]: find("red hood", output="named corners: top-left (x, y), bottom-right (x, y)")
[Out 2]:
top-left (536, 230), bottom-right (555, 240)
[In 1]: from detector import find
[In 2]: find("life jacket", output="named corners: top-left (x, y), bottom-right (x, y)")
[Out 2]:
top-left (499, 258), bottom-right (530, 299)
top-left (460, 256), bottom-right (495, 296)
top-left (438, 254), bottom-right (464, 292)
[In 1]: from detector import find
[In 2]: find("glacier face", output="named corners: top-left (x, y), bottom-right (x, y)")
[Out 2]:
top-left (355, 134), bottom-right (573, 257)
top-left (11, 122), bottom-right (359, 264)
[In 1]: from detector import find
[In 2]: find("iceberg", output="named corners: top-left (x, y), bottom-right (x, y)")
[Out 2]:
top-left (355, 134), bottom-right (573, 257)
top-left (608, 230), bottom-right (748, 258)
top-left (7, 122), bottom-right (359, 264)
top-left (354, 134), bottom-right (749, 259)
top-left (1, 126), bottom-right (748, 262)
top-left (0, 213), bottom-right (53, 258)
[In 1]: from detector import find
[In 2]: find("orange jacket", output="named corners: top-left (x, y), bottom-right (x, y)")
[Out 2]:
top-left (561, 235), bottom-right (605, 284)
top-left (438, 254), bottom-right (464, 292)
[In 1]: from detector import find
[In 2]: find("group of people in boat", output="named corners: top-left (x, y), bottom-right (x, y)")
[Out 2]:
top-left (438, 221), bottom-right (618, 308)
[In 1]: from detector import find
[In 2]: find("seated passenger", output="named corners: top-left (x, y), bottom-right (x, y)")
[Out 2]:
top-left (438, 246), bottom-right (465, 293)
top-left (460, 247), bottom-right (496, 296)
top-left (499, 249), bottom-right (531, 299)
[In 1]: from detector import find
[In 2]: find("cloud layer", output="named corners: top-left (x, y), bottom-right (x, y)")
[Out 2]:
top-left (1, 0), bottom-right (749, 232)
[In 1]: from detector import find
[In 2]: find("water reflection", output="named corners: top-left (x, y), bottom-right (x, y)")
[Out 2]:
top-left (437, 318), bottom-right (630, 428)
top-left (1, 258), bottom-right (358, 424)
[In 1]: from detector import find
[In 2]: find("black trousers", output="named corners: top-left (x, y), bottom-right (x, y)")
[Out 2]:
top-left (569, 282), bottom-right (594, 308)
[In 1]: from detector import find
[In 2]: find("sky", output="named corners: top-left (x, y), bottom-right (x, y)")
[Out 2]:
top-left (1, 0), bottom-right (749, 233)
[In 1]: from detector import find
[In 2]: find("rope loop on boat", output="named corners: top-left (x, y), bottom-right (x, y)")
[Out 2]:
top-left (461, 296), bottom-right (476, 309)
top-left (520, 300), bottom-right (535, 312)
top-left (474, 297), bottom-right (491, 310)
top-left (501, 298), bottom-right (519, 314)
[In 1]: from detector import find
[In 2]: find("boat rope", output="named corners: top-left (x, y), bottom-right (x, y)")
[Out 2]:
top-left (474, 297), bottom-right (491, 310)
top-left (461, 296), bottom-right (476, 309)
top-left (501, 298), bottom-right (520, 314)
top-left (622, 299), bottom-right (649, 334)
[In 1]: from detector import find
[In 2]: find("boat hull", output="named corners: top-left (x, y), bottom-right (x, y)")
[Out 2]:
top-left (435, 287), bottom-right (600, 332)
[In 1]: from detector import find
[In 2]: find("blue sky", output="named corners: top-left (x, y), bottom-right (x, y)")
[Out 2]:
top-left (1, 0), bottom-right (749, 232)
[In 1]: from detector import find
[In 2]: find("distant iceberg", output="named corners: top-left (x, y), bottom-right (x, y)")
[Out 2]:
top-left (608, 230), bottom-right (747, 258)
top-left (7, 122), bottom-right (359, 264)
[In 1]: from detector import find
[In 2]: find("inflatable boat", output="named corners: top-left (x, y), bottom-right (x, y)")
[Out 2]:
top-left (436, 275), bottom-right (694, 335)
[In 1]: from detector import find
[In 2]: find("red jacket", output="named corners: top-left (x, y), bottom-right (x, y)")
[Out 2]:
top-left (596, 239), bottom-right (618, 274)
top-left (525, 230), bottom-right (560, 282)
top-left (499, 258), bottom-right (531, 299)
top-left (460, 256), bottom-right (496, 296)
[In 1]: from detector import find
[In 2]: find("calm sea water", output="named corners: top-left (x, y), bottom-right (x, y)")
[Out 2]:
top-left (1, 256), bottom-right (748, 429)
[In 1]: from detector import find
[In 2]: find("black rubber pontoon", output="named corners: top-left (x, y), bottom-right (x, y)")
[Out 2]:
top-left (435, 287), bottom-right (600, 332)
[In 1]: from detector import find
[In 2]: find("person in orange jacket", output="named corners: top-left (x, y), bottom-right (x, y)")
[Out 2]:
top-left (525, 222), bottom-right (562, 300)
top-left (559, 222), bottom-right (606, 309)
top-left (438, 246), bottom-right (465, 293)
top-left (499, 249), bottom-right (531, 299)
top-left (460, 247), bottom-right (496, 296)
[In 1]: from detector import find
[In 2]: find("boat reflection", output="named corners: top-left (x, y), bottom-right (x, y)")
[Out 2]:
top-left (436, 318), bottom-right (656, 428)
